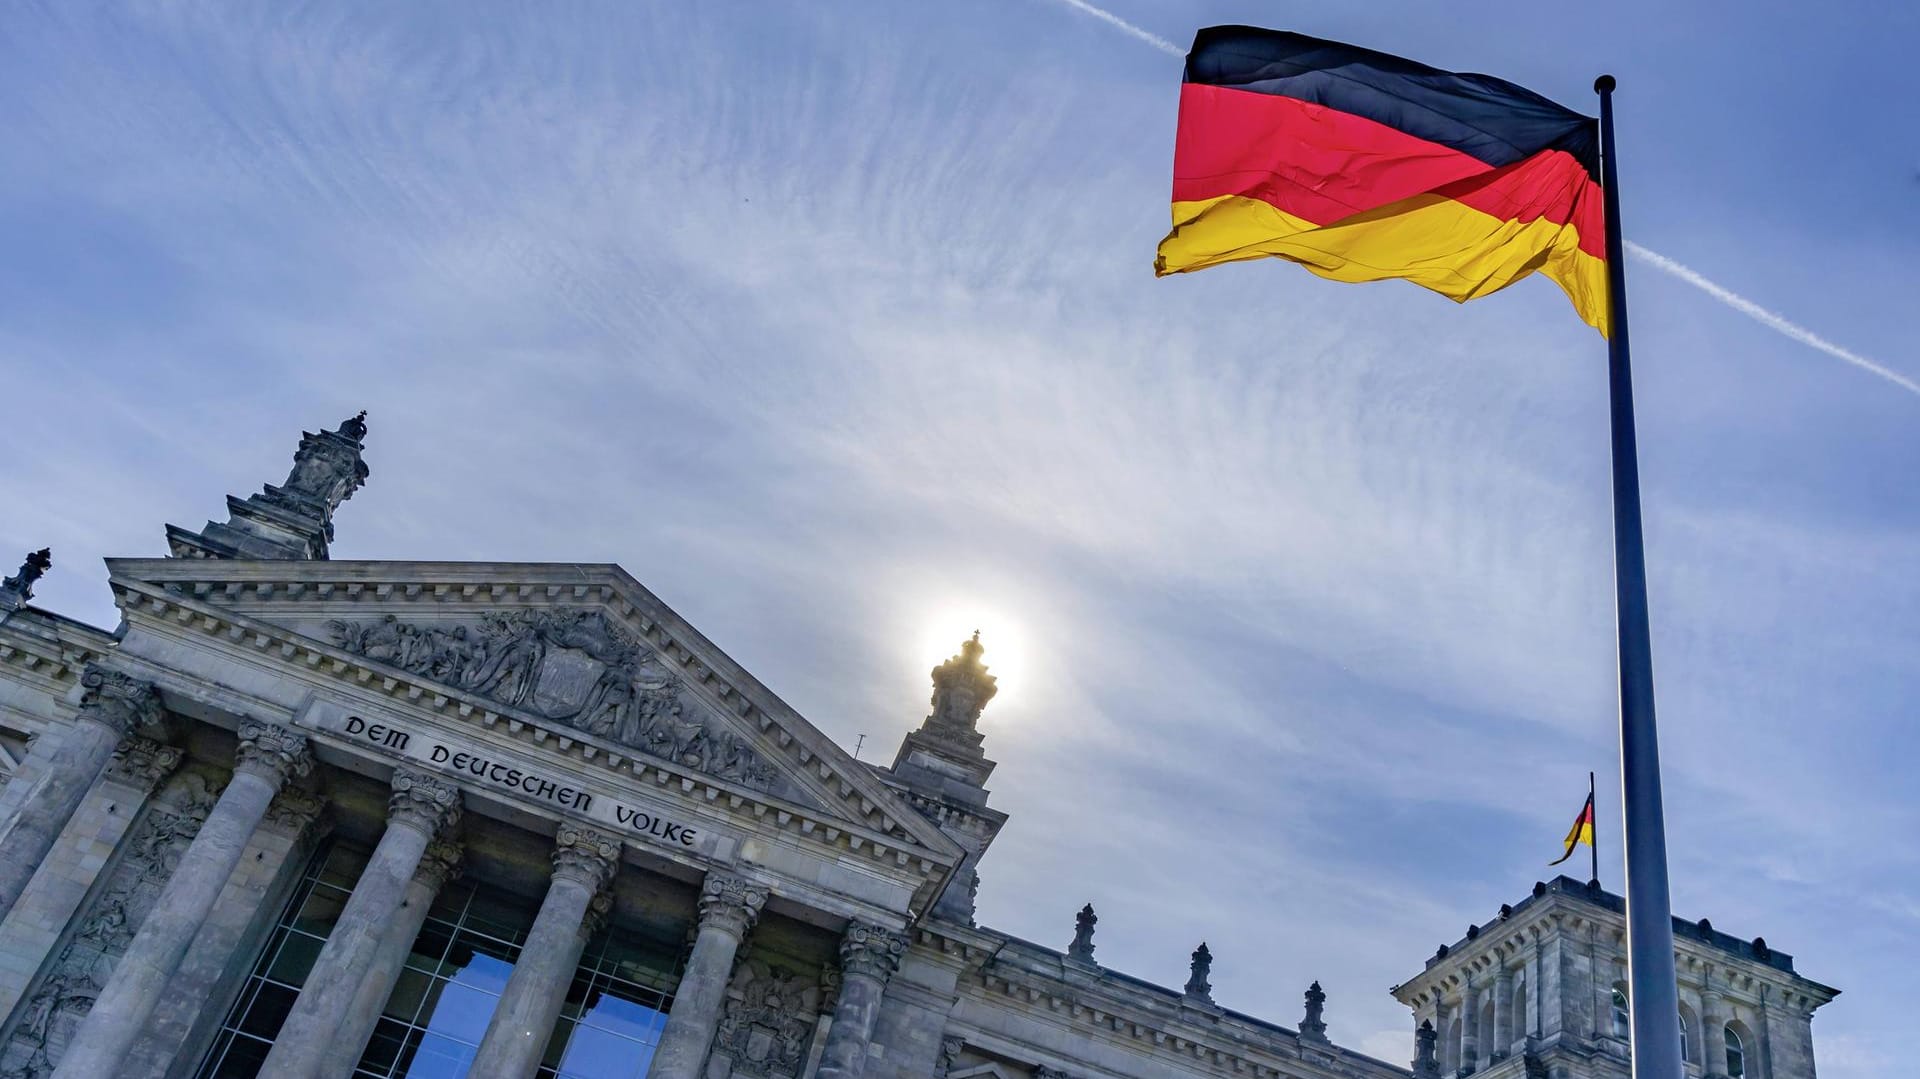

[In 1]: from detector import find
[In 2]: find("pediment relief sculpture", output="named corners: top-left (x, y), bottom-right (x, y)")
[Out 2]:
top-left (329, 608), bottom-right (779, 792)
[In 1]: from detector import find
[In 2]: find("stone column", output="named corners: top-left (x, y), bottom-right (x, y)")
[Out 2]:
top-left (469, 825), bottom-right (621, 1078)
top-left (1492, 965), bottom-right (1513, 1059)
top-left (647, 873), bottom-right (769, 1079)
top-left (1701, 979), bottom-right (1727, 1079)
top-left (311, 837), bottom-right (465, 1079)
top-left (259, 768), bottom-right (461, 1079)
top-left (815, 922), bottom-right (910, 1079)
top-left (52, 720), bottom-right (312, 1079)
top-left (0, 669), bottom-right (164, 921)
top-left (1460, 978), bottom-right (1481, 1075)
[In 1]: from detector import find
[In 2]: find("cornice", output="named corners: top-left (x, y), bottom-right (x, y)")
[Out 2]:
top-left (918, 922), bottom-right (1409, 1079)
top-left (0, 610), bottom-right (116, 698)
top-left (103, 572), bottom-right (960, 907)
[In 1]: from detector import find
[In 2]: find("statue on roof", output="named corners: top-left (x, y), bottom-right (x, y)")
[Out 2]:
top-left (923, 631), bottom-right (997, 749)
top-left (0, 548), bottom-right (51, 611)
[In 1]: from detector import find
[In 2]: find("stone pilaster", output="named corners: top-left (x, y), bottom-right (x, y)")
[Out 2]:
top-left (1701, 978), bottom-right (1727, 1079)
top-left (125, 786), bottom-right (331, 1079)
top-left (313, 837), bottom-right (465, 1079)
top-left (470, 824), bottom-right (621, 1078)
top-left (648, 872), bottom-right (768, 1079)
top-left (1492, 966), bottom-right (1513, 1059)
top-left (815, 922), bottom-right (910, 1079)
top-left (259, 767), bottom-right (460, 1079)
top-left (0, 667), bottom-right (165, 922)
top-left (1461, 977), bottom-right (1482, 1074)
top-left (0, 737), bottom-right (180, 1023)
top-left (51, 720), bottom-right (312, 1079)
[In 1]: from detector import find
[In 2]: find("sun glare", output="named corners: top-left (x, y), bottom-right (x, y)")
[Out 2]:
top-left (912, 604), bottom-right (1027, 713)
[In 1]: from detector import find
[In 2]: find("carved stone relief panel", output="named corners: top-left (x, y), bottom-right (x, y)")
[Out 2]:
top-left (0, 771), bottom-right (220, 1078)
top-left (707, 958), bottom-right (826, 1079)
top-left (329, 609), bottom-right (780, 792)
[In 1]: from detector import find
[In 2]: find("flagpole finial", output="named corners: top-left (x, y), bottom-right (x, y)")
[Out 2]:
top-left (1594, 74), bottom-right (1616, 94)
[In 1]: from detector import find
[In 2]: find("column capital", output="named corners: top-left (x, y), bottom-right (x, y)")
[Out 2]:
top-left (552, 823), bottom-right (621, 892)
top-left (388, 767), bottom-right (462, 837)
top-left (103, 736), bottom-right (184, 793)
top-left (264, 786), bottom-right (333, 842)
top-left (697, 872), bottom-right (769, 938)
top-left (234, 719), bottom-right (314, 787)
top-left (581, 890), bottom-right (614, 940)
top-left (838, 921), bottom-right (909, 982)
top-left (415, 838), bottom-right (466, 890)
top-left (77, 665), bottom-right (167, 738)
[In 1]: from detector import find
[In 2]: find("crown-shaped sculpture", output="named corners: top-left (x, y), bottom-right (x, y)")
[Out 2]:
top-left (921, 631), bottom-right (997, 751)
top-left (167, 412), bottom-right (371, 560)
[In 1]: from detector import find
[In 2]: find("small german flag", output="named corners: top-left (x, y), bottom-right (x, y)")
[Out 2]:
top-left (1156, 27), bottom-right (1608, 334)
top-left (1550, 791), bottom-right (1596, 866)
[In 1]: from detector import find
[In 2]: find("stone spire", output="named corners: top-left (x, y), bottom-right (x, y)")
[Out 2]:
top-left (1067, 903), bottom-right (1097, 966)
top-left (0, 548), bottom-right (51, 612)
top-left (922, 631), bottom-right (997, 753)
top-left (1300, 980), bottom-right (1328, 1041)
top-left (1184, 942), bottom-right (1214, 1004)
top-left (167, 412), bottom-right (371, 560)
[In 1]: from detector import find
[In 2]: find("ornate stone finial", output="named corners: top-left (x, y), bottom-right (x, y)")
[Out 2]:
top-left (1184, 942), bottom-right (1213, 1003)
top-left (697, 872), bottom-right (770, 939)
top-left (387, 768), bottom-right (462, 837)
top-left (167, 412), bottom-right (372, 560)
top-left (76, 666), bottom-right (168, 738)
top-left (0, 548), bottom-right (51, 612)
top-left (1067, 903), bottom-right (1097, 966)
top-left (1414, 1019), bottom-right (1440, 1077)
top-left (920, 632), bottom-right (997, 750)
top-left (234, 719), bottom-right (315, 787)
top-left (1301, 980), bottom-right (1328, 1041)
top-left (839, 921), bottom-right (911, 982)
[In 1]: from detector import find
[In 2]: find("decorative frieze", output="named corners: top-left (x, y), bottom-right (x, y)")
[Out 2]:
top-left (328, 608), bottom-right (778, 790)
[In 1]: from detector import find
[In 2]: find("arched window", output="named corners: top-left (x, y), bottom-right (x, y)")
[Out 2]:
top-left (1725, 1025), bottom-right (1746, 1077)
top-left (1678, 1011), bottom-right (1689, 1063)
top-left (1611, 988), bottom-right (1631, 1039)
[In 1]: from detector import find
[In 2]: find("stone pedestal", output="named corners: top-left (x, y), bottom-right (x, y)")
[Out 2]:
top-left (647, 873), bottom-right (768, 1079)
top-left (51, 721), bottom-right (311, 1079)
top-left (816, 922), bottom-right (909, 1079)
top-left (0, 669), bottom-right (164, 922)
top-left (259, 768), bottom-right (460, 1079)
top-left (469, 824), bottom-right (620, 1078)
top-left (313, 838), bottom-right (464, 1079)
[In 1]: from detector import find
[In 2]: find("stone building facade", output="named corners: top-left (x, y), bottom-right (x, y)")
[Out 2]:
top-left (0, 416), bottom-right (1837, 1079)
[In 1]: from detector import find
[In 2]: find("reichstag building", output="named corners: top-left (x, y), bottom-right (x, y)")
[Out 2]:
top-left (0, 415), bottom-right (1839, 1078)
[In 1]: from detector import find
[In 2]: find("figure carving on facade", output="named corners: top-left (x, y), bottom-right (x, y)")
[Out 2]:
top-left (0, 548), bottom-right (50, 612)
top-left (1185, 942), bottom-right (1214, 1004)
top-left (713, 959), bottom-right (824, 1078)
top-left (933, 1037), bottom-right (966, 1079)
top-left (330, 608), bottom-right (778, 790)
top-left (1067, 903), bottom-right (1097, 966)
top-left (920, 632), bottom-right (996, 750)
top-left (1413, 1019), bottom-right (1439, 1078)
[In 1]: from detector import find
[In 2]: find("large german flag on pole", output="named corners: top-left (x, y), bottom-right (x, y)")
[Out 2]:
top-left (1155, 27), bottom-right (1608, 335)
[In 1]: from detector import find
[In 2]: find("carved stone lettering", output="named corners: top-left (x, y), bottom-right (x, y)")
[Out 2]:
top-left (330, 609), bottom-right (778, 791)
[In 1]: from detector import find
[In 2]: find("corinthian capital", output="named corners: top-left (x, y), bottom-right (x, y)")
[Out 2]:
top-left (77, 666), bottom-right (166, 738)
top-left (552, 823), bottom-right (621, 892)
top-left (697, 872), bottom-right (769, 939)
top-left (388, 768), bottom-right (462, 837)
top-left (103, 737), bottom-right (184, 793)
top-left (234, 719), bottom-right (314, 787)
top-left (838, 921), bottom-right (910, 982)
top-left (415, 838), bottom-right (466, 891)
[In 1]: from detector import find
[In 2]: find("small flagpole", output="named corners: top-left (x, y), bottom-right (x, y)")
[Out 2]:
top-left (1594, 75), bottom-right (1683, 1079)
top-left (1589, 770), bottom-right (1599, 884)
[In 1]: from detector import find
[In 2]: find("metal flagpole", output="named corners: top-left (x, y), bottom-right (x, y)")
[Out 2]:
top-left (1594, 74), bottom-right (1684, 1079)
top-left (1589, 770), bottom-right (1599, 884)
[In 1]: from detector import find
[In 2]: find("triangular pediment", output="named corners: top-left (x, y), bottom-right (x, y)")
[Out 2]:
top-left (103, 559), bottom-right (960, 867)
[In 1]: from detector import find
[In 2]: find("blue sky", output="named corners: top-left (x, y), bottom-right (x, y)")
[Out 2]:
top-left (1, 2), bottom-right (1914, 1072)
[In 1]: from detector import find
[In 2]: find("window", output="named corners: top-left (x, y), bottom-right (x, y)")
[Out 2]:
top-left (1678, 1011), bottom-right (1689, 1062)
top-left (1725, 1026), bottom-right (1746, 1078)
top-left (1611, 989), bottom-right (1630, 1039)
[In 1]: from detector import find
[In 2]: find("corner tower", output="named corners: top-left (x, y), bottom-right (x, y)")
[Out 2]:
top-left (166, 411), bottom-right (370, 560)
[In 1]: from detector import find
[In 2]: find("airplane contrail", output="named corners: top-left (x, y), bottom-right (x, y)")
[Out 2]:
top-left (1042, 0), bottom-right (1916, 400)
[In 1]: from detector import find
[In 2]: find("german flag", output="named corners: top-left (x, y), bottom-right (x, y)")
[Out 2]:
top-left (1550, 792), bottom-right (1596, 866)
top-left (1156, 27), bottom-right (1608, 335)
